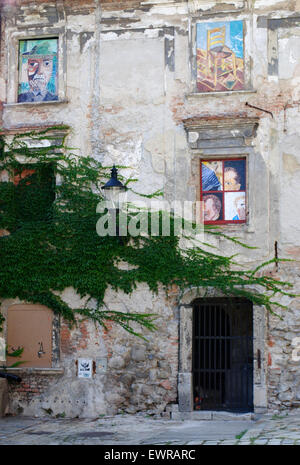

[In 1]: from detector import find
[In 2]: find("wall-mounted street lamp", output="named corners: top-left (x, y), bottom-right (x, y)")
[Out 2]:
top-left (102, 165), bottom-right (127, 208)
top-left (102, 165), bottom-right (127, 243)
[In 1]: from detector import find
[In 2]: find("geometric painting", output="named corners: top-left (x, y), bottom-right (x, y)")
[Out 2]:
top-left (196, 21), bottom-right (244, 92)
top-left (18, 38), bottom-right (58, 103)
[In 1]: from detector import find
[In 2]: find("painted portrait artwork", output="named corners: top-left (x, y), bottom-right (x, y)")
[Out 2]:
top-left (224, 192), bottom-right (246, 221)
top-left (201, 158), bottom-right (246, 224)
top-left (18, 38), bottom-right (58, 103)
top-left (196, 20), bottom-right (244, 92)
top-left (202, 192), bottom-right (223, 222)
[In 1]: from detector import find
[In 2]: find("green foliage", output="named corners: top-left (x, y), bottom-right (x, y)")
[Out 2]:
top-left (0, 128), bottom-right (296, 337)
top-left (235, 430), bottom-right (248, 440)
top-left (6, 346), bottom-right (24, 358)
top-left (1, 346), bottom-right (25, 368)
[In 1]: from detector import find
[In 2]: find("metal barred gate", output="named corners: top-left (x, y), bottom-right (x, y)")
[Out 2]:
top-left (192, 298), bottom-right (253, 413)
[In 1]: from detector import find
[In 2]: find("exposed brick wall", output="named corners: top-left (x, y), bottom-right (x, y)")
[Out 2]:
top-left (60, 322), bottom-right (73, 356)
top-left (8, 374), bottom-right (62, 404)
top-left (60, 320), bottom-right (91, 355)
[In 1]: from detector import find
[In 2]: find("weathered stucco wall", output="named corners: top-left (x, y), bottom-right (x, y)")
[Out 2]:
top-left (1, 0), bottom-right (300, 417)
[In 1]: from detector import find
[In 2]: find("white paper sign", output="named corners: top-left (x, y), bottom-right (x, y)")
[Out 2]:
top-left (0, 337), bottom-right (5, 362)
top-left (96, 358), bottom-right (107, 373)
top-left (78, 358), bottom-right (92, 378)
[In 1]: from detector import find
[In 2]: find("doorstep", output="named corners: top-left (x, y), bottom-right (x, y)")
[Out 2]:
top-left (5, 367), bottom-right (64, 376)
top-left (170, 406), bottom-right (255, 421)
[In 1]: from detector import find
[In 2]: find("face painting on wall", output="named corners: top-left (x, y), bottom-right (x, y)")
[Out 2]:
top-left (201, 158), bottom-right (246, 223)
top-left (225, 192), bottom-right (246, 221)
top-left (203, 193), bottom-right (223, 221)
top-left (224, 159), bottom-right (245, 191)
top-left (196, 20), bottom-right (244, 92)
top-left (18, 39), bottom-right (58, 103)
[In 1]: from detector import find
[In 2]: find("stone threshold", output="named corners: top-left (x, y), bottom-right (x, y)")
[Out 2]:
top-left (3, 100), bottom-right (69, 108)
top-left (171, 410), bottom-right (255, 421)
top-left (4, 367), bottom-right (64, 376)
top-left (186, 89), bottom-right (257, 99)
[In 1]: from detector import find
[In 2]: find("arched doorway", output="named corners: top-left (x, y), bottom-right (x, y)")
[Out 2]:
top-left (193, 298), bottom-right (253, 412)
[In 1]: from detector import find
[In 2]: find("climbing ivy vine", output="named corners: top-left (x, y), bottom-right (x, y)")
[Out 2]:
top-left (0, 127), bottom-right (296, 338)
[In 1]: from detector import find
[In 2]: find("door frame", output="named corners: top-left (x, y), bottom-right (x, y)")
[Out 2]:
top-left (0, 299), bottom-right (60, 369)
top-left (192, 298), bottom-right (253, 412)
top-left (178, 288), bottom-right (267, 413)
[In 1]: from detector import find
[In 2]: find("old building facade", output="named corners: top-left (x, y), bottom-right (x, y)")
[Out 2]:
top-left (1, 0), bottom-right (300, 418)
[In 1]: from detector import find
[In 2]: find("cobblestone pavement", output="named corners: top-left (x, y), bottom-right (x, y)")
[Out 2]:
top-left (0, 410), bottom-right (299, 445)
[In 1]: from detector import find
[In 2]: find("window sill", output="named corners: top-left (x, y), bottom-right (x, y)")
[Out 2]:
top-left (186, 89), bottom-right (257, 99)
top-left (4, 367), bottom-right (64, 375)
top-left (203, 222), bottom-right (255, 234)
top-left (3, 100), bottom-right (69, 108)
top-left (215, 223), bottom-right (255, 236)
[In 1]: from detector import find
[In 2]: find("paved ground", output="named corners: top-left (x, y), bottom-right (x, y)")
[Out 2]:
top-left (0, 410), bottom-right (299, 445)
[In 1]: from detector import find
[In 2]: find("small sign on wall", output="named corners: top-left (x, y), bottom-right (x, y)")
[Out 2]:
top-left (77, 358), bottom-right (93, 378)
top-left (96, 358), bottom-right (107, 373)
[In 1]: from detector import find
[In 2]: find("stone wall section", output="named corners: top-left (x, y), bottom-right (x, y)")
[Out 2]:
top-left (4, 286), bottom-right (179, 417)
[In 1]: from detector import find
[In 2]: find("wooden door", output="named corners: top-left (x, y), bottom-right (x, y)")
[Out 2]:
top-left (7, 304), bottom-right (52, 368)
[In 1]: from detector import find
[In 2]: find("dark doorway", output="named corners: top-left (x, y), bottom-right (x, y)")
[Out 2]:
top-left (192, 298), bottom-right (253, 412)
